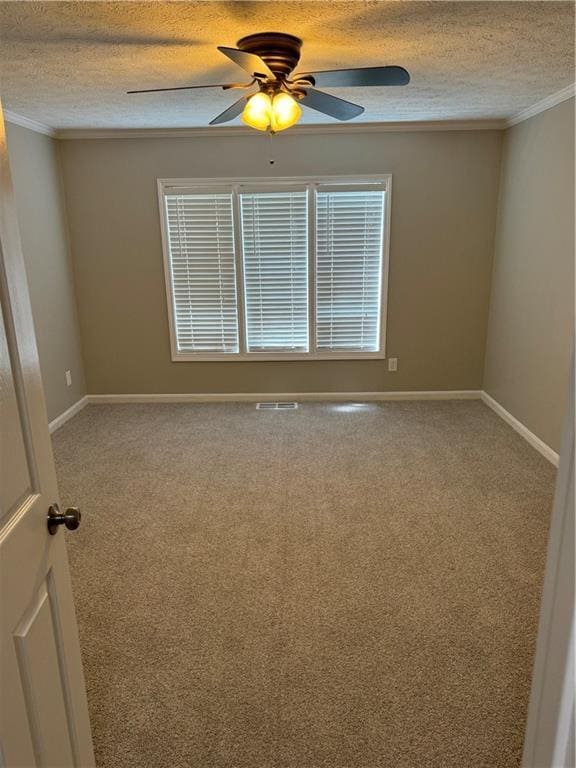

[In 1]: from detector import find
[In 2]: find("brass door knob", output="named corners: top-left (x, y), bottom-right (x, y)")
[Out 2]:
top-left (47, 504), bottom-right (82, 535)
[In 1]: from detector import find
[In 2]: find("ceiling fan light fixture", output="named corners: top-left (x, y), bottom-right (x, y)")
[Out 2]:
top-left (242, 91), bottom-right (273, 131)
top-left (242, 90), bottom-right (302, 133)
top-left (270, 92), bottom-right (301, 132)
top-left (127, 32), bottom-right (410, 128)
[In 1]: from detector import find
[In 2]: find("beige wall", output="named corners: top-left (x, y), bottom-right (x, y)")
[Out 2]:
top-left (484, 99), bottom-right (575, 452)
top-left (7, 113), bottom-right (572, 443)
top-left (6, 122), bottom-right (86, 421)
top-left (59, 129), bottom-right (502, 395)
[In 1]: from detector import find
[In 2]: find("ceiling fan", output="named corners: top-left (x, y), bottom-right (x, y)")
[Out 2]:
top-left (127, 32), bottom-right (410, 132)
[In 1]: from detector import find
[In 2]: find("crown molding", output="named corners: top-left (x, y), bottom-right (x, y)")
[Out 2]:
top-left (53, 118), bottom-right (506, 140)
top-left (506, 83), bottom-right (575, 127)
top-left (4, 82), bottom-right (573, 140)
top-left (3, 109), bottom-right (55, 137)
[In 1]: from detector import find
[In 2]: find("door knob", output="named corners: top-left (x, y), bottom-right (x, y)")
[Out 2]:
top-left (47, 504), bottom-right (82, 535)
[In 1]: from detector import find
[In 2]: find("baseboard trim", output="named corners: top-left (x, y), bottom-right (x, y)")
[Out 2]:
top-left (51, 391), bottom-right (558, 465)
top-left (480, 392), bottom-right (559, 466)
top-left (48, 396), bottom-right (89, 433)
top-left (87, 390), bottom-right (482, 404)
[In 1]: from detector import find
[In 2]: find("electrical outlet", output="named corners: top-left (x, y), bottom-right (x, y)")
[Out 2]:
top-left (388, 357), bottom-right (398, 372)
top-left (65, 370), bottom-right (72, 387)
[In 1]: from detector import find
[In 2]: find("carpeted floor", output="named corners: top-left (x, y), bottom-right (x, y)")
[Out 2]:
top-left (52, 401), bottom-right (555, 768)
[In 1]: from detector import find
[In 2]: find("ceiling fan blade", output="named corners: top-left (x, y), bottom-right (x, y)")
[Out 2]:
top-left (299, 88), bottom-right (364, 121)
top-left (217, 46), bottom-right (276, 80)
top-left (297, 66), bottom-right (410, 88)
top-left (209, 95), bottom-right (248, 125)
top-left (128, 83), bottom-right (234, 94)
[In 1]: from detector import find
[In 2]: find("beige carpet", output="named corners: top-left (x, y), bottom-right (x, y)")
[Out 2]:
top-left (53, 401), bottom-right (555, 768)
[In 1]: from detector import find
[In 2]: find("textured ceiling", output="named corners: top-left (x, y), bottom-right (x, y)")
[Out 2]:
top-left (0, 1), bottom-right (574, 130)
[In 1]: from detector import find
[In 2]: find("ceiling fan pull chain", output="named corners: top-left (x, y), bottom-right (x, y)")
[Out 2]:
top-left (268, 131), bottom-right (276, 166)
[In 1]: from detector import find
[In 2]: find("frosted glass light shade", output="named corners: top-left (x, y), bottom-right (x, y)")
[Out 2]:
top-left (270, 92), bottom-right (302, 132)
top-left (241, 92), bottom-right (272, 131)
top-left (242, 91), bottom-right (302, 133)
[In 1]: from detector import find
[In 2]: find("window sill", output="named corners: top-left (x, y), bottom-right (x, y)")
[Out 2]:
top-left (171, 352), bottom-right (387, 362)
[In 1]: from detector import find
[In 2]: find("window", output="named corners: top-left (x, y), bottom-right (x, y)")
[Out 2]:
top-left (164, 192), bottom-right (239, 353)
top-left (316, 188), bottom-right (385, 353)
top-left (241, 190), bottom-right (309, 352)
top-left (159, 177), bottom-right (390, 360)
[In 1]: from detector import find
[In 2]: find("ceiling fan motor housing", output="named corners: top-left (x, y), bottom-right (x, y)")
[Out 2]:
top-left (237, 32), bottom-right (303, 79)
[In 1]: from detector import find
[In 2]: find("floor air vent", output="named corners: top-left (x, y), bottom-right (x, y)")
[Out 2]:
top-left (256, 402), bottom-right (298, 410)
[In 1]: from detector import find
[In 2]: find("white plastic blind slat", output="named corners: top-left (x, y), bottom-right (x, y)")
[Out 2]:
top-left (240, 191), bottom-right (309, 352)
top-left (315, 190), bottom-right (385, 352)
top-left (165, 193), bottom-right (239, 353)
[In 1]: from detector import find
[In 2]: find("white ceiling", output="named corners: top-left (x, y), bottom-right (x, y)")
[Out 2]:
top-left (0, 1), bottom-right (574, 130)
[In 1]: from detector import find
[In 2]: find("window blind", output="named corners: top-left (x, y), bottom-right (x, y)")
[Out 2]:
top-left (165, 193), bottom-right (239, 353)
top-left (315, 189), bottom-right (385, 352)
top-left (240, 191), bottom-right (309, 352)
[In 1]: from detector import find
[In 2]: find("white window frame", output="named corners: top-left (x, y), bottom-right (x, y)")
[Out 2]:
top-left (158, 175), bottom-right (392, 362)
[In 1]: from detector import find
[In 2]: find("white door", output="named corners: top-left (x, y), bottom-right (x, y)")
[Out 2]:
top-left (0, 102), bottom-right (94, 766)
